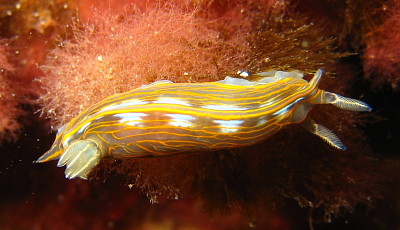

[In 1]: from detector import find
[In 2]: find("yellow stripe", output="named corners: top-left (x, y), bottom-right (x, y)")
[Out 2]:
top-left (62, 79), bottom-right (315, 143)
top-left (41, 74), bottom-right (321, 161)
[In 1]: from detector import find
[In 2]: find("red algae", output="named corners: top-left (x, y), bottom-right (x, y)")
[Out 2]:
top-left (364, 1), bottom-right (400, 90)
top-left (291, 0), bottom-right (391, 50)
top-left (30, 0), bottom-right (390, 229)
top-left (0, 0), bottom-right (77, 36)
top-left (38, 6), bottom-right (251, 128)
top-left (0, 0), bottom-right (80, 143)
top-left (291, 0), bottom-right (400, 89)
top-left (0, 43), bottom-right (22, 142)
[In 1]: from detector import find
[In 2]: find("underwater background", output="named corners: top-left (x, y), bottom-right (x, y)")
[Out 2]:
top-left (0, 0), bottom-right (399, 229)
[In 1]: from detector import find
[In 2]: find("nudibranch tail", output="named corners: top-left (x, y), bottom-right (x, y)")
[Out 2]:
top-left (35, 124), bottom-right (68, 163)
top-left (35, 144), bottom-right (62, 163)
top-left (58, 139), bottom-right (101, 180)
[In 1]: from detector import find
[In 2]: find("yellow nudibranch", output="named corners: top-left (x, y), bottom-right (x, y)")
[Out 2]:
top-left (36, 69), bottom-right (371, 180)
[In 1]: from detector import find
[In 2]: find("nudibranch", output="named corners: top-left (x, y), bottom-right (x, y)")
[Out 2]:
top-left (36, 69), bottom-right (371, 180)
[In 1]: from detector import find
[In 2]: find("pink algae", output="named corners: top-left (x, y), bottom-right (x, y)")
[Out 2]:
top-left (364, 2), bottom-right (400, 90)
top-left (0, 44), bottom-right (22, 142)
top-left (38, 7), bottom-right (251, 128)
top-left (33, 2), bottom-right (385, 226)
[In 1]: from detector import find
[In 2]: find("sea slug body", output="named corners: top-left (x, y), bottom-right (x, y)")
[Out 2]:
top-left (36, 69), bottom-right (371, 179)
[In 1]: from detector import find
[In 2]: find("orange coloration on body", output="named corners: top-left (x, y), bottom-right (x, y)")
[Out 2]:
top-left (37, 69), bottom-right (371, 179)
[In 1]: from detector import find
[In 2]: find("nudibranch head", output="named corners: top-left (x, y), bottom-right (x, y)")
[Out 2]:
top-left (36, 69), bottom-right (371, 180)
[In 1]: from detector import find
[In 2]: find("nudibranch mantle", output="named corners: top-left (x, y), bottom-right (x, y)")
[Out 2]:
top-left (36, 69), bottom-right (371, 179)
